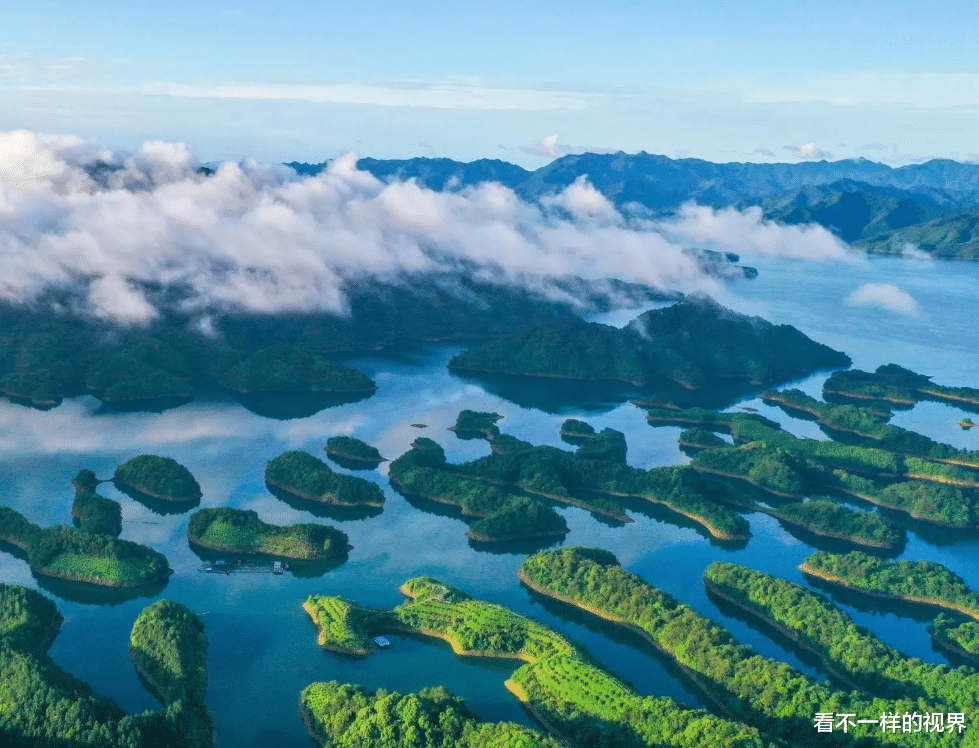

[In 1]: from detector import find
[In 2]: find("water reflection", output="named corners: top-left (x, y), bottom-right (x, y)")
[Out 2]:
top-left (114, 480), bottom-right (201, 516)
top-left (233, 390), bottom-right (375, 420)
top-left (265, 483), bottom-right (384, 522)
top-left (33, 573), bottom-right (170, 607)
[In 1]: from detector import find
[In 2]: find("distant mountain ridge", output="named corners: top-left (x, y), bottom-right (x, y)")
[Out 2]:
top-left (286, 152), bottom-right (979, 213)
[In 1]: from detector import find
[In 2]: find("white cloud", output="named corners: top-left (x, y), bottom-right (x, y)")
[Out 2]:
top-left (845, 283), bottom-right (920, 316)
top-left (522, 132), bottom-right (617, 159)
top-left (0, 131), bottom-right (874, 325)
top-left (783, 142), bottom-right (832, 160)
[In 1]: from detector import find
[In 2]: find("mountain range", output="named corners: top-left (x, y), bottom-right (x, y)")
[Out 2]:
top-left (287, 153), bottom-right (979, 259)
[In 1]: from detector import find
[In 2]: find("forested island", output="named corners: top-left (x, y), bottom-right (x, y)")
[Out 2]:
top-left (750, 498), bottom-right (904, 550)
top-left (643, 404), bottom-right (979, 527)
top-left (704, 562), bottom-right (979, 712)
top-left (301, 575), bottom-right (771, 748)
top-left (218, 345), bottom-right (377, 394)
top-left (391, 415), bottom-right (752, 541)
top-left (1, 275), bottom-right (657, 412)
top-left (114, 455), bottom-right (202, 502)
top-left (824, 363), bottom-right (979, 408)
top-left (0, 583), bottom-right (213, 747)
top-left (72, 489), bottom-right (123, 537)
top-left (130, 600), bottom-right (214, 748)
top-left (187, 507), bottom-right (351, 560)
top-left (449, 409), bottom-right (504, 439)
top-left (0, 506), bottom-right (171, 588)
top-left (301, 682), bottom-right (560, 748)
top-left (800, 550), bottom-right (979, 621)
top-left (324, 436), bottom-right (385, 465)
top-left (388, 437), bottom-right (569, 543)
top-left (265, 450), bottom-right (385, 507)
top-left (930, 614), bottom-right (979, 666)
top-left (763, 388), bottom-right (979, 470)
top-left (449, 296), bottom-right (849, 390)
top-left (519, 546), bottom-right (958, 747)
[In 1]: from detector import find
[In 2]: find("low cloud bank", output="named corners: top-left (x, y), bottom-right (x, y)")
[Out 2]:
top-left (845, 282), bottom-right (921, 316)
top-left (0, 130), bottom-right (860, 324)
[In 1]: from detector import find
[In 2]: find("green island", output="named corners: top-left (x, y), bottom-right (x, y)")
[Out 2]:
top-left (301, 682), bottom-right (560, 748)
top-left (824, 364), bottom-right (979, 408)
top-left (448, 295), bottom-right (849, 390)
top-left (265, 450), bottom-right (385, 507)
top-left (72, 490), bottom-right (123, 537)
top-left (0, 505), bottom-right (172, 588)
top-left (85, 338), bottom-right (195, 404)
top-left (449, 409), bottom-right (504, 439)
top-left (704, 562), bottom-right (979, 712)
top-left (218, 345), bottom-right (377, 394)
top-left (763, 388), bottom-right (979, 471)
top-left (753, 498), bottom-right (904, 550)
top-left (130, 600), bottom-right (214, 747)
top-left (519, 546), bottom-right (958, 747)
top-left (800, 550), bottom-right (979, 622)
top-left (930, 614), bottom-right (979, 666)
top-left (559, 418), bottom-right (595, 438)
top-left (959, 419), bottom-right (978, 429)
top-left (324, 435), bottom-right (385, 464)
top-left (187, 507), bottom-right (351, 560)
top-left (392, 414), bottom-right (753, 540)
top-left (677, 427), bottom-right (729, 450)
top-left (0, 582), bottom-right (213, 747)
top-left (388, 438), bottom-right (569, 542)
top-left (642, 403), bottom-right (979, 526)
top-left (301, 575), bottom-right (772, 748)
top-left (114, 455), bottom-right (203, 502)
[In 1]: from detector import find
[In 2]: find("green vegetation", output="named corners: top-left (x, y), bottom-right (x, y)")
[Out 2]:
top-left (559, 418), bottom-right (595, 437)
top-left (765, 388), bottom-right (979, 471)
top-left (574, 427), bottom-right (627, 463)
top-left (467, 497), bottom-right (569, 543)
top-left (265, 450), bottom-right (385, 507)
top-left (449, 296), bottom-right (849, 389)
top-left (72, 491), bottom-right (123, 537)
top-left (449, 410), bottom-right (503, 439)
top-left (705, 562), bottom-right (979, 712)
top-left (218, 345), bottom-right (376, 393)
top-left (678, 427), bottom-right (728, 449)
top-left (303, 596), bottom-right (375, 654)
top-left (130, 600), bottom-right (208, 705)
top-left (764, 498), bottom-right (904, 549)
top-left (188, 507), bottom-right (350, 560)
top-left (856, 209), bottom-right (979, 260)
top-left (85, 338), bottom-right (194, 403)
top-left (72, 469), bottom-right (100, 493)
top-left (114, 455), bottom-right (202, 502)
top-left (801, 550), bottom-right (979, 621)
top-left (324, 435), bottom-right (384, 463)
top-left (0, 506), bottom-right (171, 588)
top-left (825, 364), bottom-right (979, 408)
top-left (0, 584), bottom-right (63, 653)
top-left (0, 583), bottom-right (210, 747)
top-left (930, 614), bottom-right (979, 665)
top-left (301, 682), bottom-right (560, 748)
top-left (521, 547), bottom-right (957, 747)
top-left (388, 438), bottom-right (568, 542)
top-left (643, 403), bottom-right (979, 526)
top-left (301, 575), bottom-right (771, 748)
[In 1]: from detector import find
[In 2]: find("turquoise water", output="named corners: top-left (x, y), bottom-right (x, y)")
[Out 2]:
top-left (1, 254), bottom-right (978, 746)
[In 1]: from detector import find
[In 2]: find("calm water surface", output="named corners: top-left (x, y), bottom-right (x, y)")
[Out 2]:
top-left (1, 255), bottom-right (978, 747)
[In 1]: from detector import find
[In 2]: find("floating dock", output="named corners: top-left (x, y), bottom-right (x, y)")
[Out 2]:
top-left (200, 560), bottom-right (286, 574)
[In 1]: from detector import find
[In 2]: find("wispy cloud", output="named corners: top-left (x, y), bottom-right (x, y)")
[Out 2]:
top-left (732, 72), bottom-right (979, 110)
top-left (18, 81), bottom-right (599, 111)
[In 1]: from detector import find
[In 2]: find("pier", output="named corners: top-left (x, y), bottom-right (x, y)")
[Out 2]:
top-left (200, 560), bottom-right (286, 574)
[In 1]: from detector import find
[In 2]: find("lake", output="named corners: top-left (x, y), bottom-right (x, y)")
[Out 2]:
top-left (1, 254), bottom-right (977, 747)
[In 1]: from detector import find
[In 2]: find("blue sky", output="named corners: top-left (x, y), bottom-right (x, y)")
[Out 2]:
top-left (3, 0), bottom-right (978, 165)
